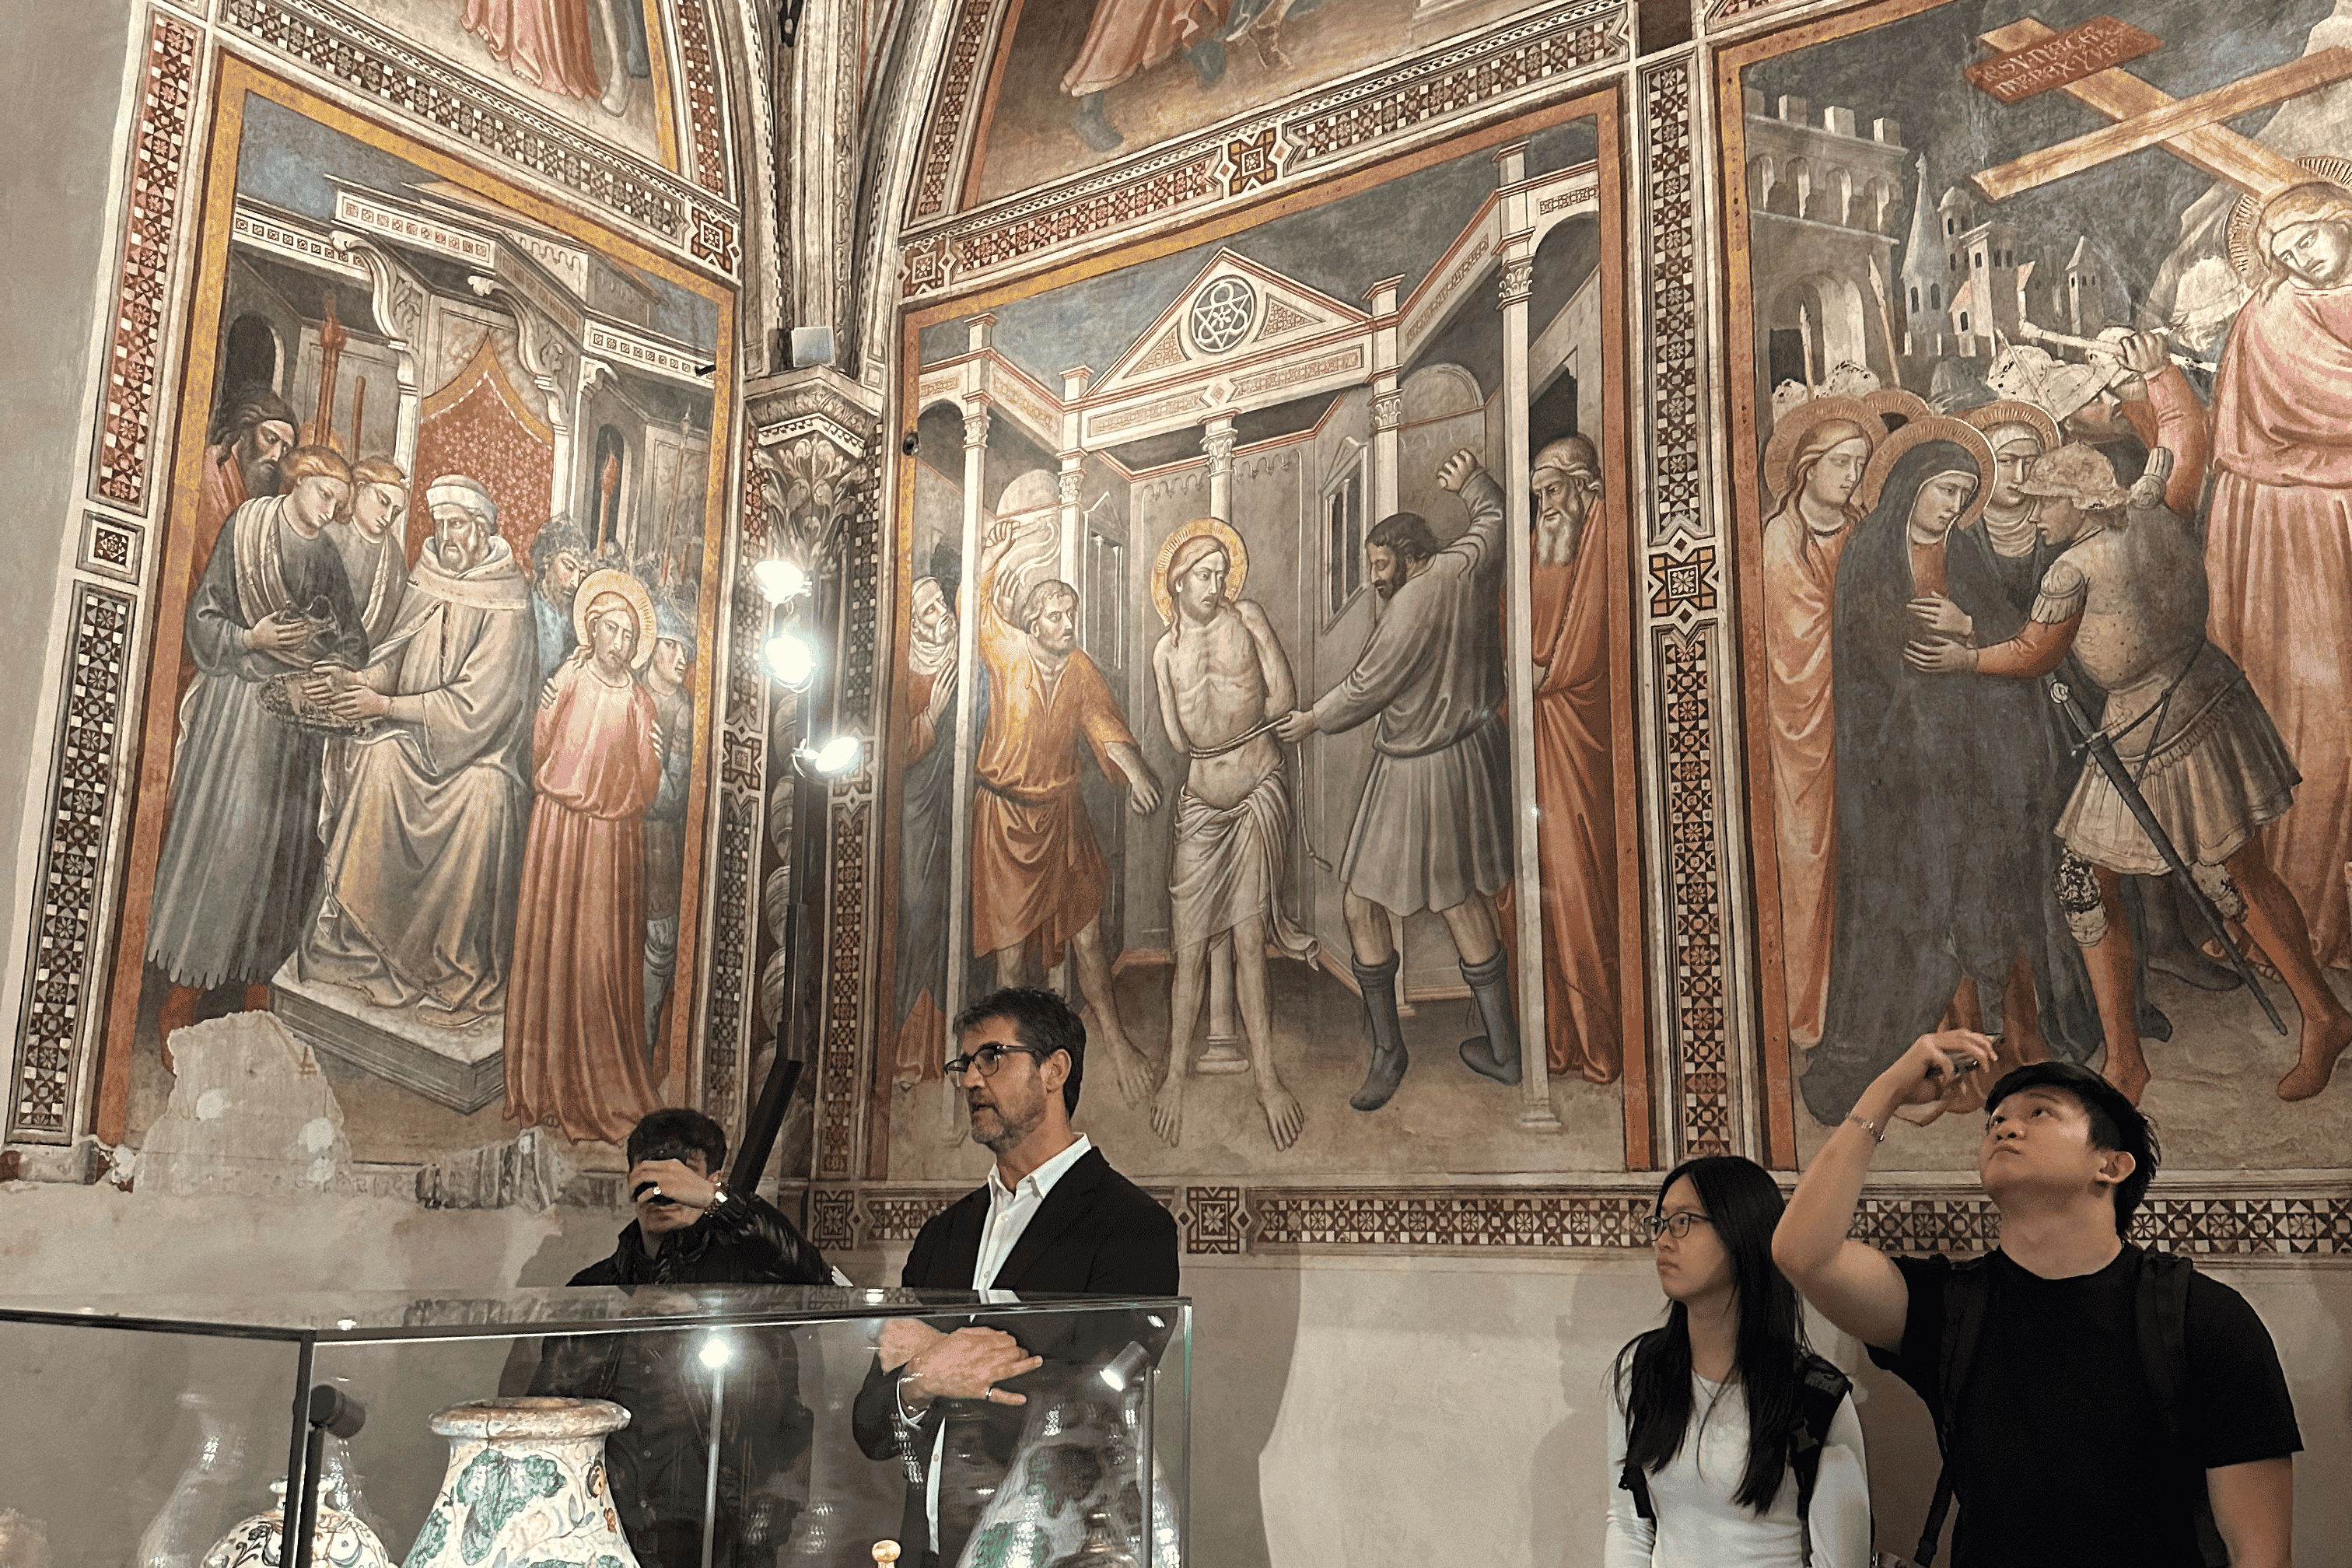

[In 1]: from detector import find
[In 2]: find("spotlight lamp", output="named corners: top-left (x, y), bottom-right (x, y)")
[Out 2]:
top-left (753, 555), bottom-right (811, 605)
top-left (795, 734), bottom-right (863, 779)
top-left (764, 629), bottom-right (819, 691)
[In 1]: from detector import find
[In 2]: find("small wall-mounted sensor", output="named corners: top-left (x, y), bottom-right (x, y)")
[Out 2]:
top-left (790, 327), bottom-right (836, 368)
top-left (900, 430), bottom-right (919, 457)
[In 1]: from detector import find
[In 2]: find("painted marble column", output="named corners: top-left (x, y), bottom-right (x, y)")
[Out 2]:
top-left (1365, 277), bottom-right (1403, 523)
top-left (943, 320), bottom-right (995, 1139)
top-left (1495, 141), bottom-right (1557, 1130)
top-left (1196, 414), bottom-right (1248, 1073)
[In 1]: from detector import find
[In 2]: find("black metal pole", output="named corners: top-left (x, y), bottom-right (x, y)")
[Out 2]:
top-left (282, 1339), bottom-right (314, 1567)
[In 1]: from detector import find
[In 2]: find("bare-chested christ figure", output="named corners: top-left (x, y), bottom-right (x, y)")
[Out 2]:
top-left (1148, 521), bottom-right (1314, 1150)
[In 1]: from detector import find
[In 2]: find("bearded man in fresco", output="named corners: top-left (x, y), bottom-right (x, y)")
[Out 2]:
top-left (1149, 523), bottom-right (1314, 1152)
top-left (968, 510), bottom-right (1163, 1107)
top-left (1502, 435), bottom-right (1622, 1086)
top-left (1278, 447), bottom-right (1520, 1114)
top-left (2204, 180), bottom-right (2352, 975)
top-left (296, 475), bottom-right (537, 1026)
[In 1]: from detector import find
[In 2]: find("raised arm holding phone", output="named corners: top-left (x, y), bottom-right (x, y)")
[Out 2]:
top-left (1773, 1034), bottom-right (2300, 1568)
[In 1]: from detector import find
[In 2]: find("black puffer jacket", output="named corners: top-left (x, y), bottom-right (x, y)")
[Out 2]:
top-left (530, 1194), bottom-right (832, 1567)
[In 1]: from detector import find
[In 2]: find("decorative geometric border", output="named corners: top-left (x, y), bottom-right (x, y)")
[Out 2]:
top-left (78, 512), bottom-right (147, 584)
top-left (671, 0), bottom-right (730, 197)
top-left (9, 587), bottom-right (138, 1144)
top-left (908, 0), bottom-right (996, 221)
top-left (1630, 51), bottom-right (1739, 1167)
top-left (1636, 55), bottom-right (1703, 548)
top-left (217, 0), bottom-right (737, 267)
top-left (900, 1), bottom-right (1629, 296)
top-left (800, 1181), bottom-right (2352, 1260)
top-left (89, 12), bottom-right (200, 515)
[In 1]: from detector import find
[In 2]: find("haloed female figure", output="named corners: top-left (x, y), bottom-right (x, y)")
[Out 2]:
top-left (506, 570), bottom-right (665, 1146)
top-left (1605, 1155), bottom-right (1869, 1567)
top-left (1760, 410), bottom-right (1875, 1048)
top-left (1801, 428), bottom-right (2101, 1123)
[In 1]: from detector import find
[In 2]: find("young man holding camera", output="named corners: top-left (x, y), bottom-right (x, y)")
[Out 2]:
top-left (1773, 1037), bottom-right (2300, 1566)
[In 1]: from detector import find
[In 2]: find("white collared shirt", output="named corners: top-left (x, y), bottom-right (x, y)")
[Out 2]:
top-left (910, 1134), bottom-right (1094, 1552)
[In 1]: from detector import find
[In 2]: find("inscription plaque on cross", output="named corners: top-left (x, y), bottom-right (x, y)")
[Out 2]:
top-left (1965, 15), bottom-right (2352, 204)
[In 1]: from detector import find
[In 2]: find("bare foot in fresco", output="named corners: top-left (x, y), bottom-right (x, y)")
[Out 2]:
top-left (1150, 1070), bottom-right (1186, 1146)
top-left (1107, 1040), bottom-right (1154, 1107)
top-left (1256, 1073), bottom-right (1304, 1152)
top-left (2278, 1011), bottom-right (2352, 1102)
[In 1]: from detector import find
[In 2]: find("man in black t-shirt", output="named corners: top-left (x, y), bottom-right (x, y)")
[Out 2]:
top-left (1773, 1040), bottom-right (2299, 1567)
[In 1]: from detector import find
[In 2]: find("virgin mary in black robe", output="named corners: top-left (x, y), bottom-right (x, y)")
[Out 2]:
top-left (1799, 437), bottom-right (2104, 1122)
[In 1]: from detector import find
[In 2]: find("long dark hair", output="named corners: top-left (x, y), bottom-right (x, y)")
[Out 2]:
top-left (1611, 1155), bottom-right (1808, 1514)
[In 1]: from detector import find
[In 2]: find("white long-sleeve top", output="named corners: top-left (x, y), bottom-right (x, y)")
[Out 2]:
top-left (1603, 1368), bottom-right (1871, 1568)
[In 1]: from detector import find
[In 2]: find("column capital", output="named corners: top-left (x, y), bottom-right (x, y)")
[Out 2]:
top-left (962, 400), bottom-right (993, 449)
top-left (1370, 392), bottom-right (1404, 432)
top-left (1202, 414), bottom-right (1238, 467)
top-left (1499, 259), bottom-right (1535, 307)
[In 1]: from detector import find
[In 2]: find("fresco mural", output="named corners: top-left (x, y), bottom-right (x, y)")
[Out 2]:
top-left (359, 0), bottom-right (674, 165)
top-left (100, 72), bottom-right (733, 1161)
top-left (882, 96), bottom-right (1647, 1179)
top-left (1722, 0), bottom-right (2352, 1169)
top-left (965, 0), bottom-right (1527, 204)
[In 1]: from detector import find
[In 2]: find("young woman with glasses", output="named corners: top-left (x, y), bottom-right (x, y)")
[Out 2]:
top-left (1605, 1154), bottom-right (1871, 1567)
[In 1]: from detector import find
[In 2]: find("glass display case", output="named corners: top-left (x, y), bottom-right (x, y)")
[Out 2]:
top-left (0, 1286), bottom-right (1189, 1568)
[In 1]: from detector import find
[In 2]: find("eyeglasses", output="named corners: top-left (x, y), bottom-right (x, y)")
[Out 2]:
top-left (943, 1042), bottom-right (1050, 1080)
top-left (1648, 1211), bottom-right (1713, 1241)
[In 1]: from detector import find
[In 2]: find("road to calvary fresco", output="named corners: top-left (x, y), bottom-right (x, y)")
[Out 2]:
top-left (1722, 0), bottom-right (2352, 1170)
top-left (100, 69), bottom-right (732, 1161)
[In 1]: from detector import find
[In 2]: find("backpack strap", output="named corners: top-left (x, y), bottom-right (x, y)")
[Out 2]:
top-left (1615, 1331), bottom-right (1661, 1528)
top-left (1914, 1257), bottom-right (1995, 1568)
top-left (1790, 1351), bottom-right (1853, 1568)
top-left (1617, 1454), bottom-right (1656, 1525)
top-left (2135, 1249), bottom-right (2228, 1568)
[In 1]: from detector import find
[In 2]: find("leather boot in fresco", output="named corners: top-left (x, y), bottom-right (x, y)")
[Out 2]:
top-left (1349, 954), bottom-right (1409, 1111)
top-left (1457, 947), bottom-right (1523, 1086)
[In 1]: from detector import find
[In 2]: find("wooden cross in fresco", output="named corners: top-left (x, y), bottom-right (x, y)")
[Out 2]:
top-left (1968, 16), bottom-right (2352, 203)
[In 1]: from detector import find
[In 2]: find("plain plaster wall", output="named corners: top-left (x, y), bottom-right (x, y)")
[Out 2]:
top-left (0, 0), bottom-right (134, 915)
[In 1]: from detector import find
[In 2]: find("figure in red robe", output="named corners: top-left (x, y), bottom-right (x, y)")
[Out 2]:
top-left (1497, 436), bottom-right (1622, 1083)
top-left (506, 569), bottom-right (664, 1145)
top-left (2206, 181), bottom-right (2352, 972)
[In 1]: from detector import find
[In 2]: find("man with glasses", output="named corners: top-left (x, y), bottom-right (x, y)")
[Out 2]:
top-left (852, 985), bottom-right (1178, 1567)
top-left (1774, 1039), bottom-right (2298, 1568)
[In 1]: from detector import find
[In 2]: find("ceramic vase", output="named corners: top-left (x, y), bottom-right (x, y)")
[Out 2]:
top-left (198, 1479), bottom-right (393, 1568)
top-left (403, 1398), bottom-right (639, 1568)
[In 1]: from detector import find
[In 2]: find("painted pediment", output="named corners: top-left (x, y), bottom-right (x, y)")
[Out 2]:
top-left (1090, 248), bottom-right (1366, 399)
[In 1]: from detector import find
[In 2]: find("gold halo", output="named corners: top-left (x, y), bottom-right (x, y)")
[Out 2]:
top-left (573, 568), bottom-right (659, 670)
top-left (1961, 398), bottom-right (2061, 454)
top-left (2228, 158), bottom-right (2352, 281)
top-left (1762, 396), bottom-right (1877, 507)
top-left (1150, 517), bottom-right (1248, 627)
top-left (1856, 415), bottom-right (1997, 534)
top-left (1861, 387), bottom-right (1933, 431)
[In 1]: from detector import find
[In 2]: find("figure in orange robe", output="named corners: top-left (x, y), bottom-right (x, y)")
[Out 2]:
top-left (1758, 409), bottom-right (1875, 1046)
top-left (506, 572), bottom-right (664, 1145)
top-left (2205, 183), bottom-right (2352, 972)
top-left (968, 512), bottom-right (1161, 1095)
top-left (1496, 437), bottom-right (1622, 1083)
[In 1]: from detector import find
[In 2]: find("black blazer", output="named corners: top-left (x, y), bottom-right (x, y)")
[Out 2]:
top-left (851, 1146), bottom-right (1179, 1563)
